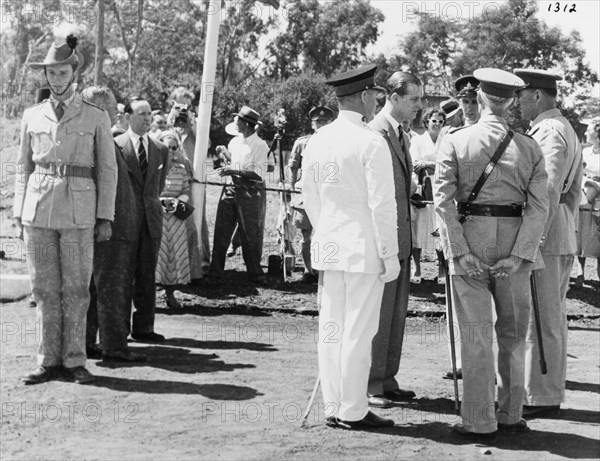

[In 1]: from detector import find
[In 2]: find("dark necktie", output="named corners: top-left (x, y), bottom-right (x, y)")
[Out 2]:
top-left (138, 138), bottom-right (148, 179)
top-left (398, 127), bottom-right (406, 153)
top-left (55, 102), bottom-right (65, 121)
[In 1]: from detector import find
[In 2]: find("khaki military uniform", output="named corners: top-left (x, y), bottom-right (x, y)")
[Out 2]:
top-left (524, 108), bottom-right (582, 406)
top-left (14, 94), bottom-right (117, 368)
top-left (434, 114), bottom-right (549, 433)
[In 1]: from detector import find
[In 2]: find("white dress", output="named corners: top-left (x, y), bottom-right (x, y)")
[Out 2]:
top-left (409, 132), bottom-right (439, 251)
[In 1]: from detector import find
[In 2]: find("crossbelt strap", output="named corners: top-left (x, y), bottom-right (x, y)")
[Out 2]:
top-left (459, 130), bottom-right (514, 224)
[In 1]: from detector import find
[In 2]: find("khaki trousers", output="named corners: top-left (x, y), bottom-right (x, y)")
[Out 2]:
top-left (24, 226), bottom-right (94, 368)
top-left (319, 271), bottom-right (384, 421)
top-left (524, 254), bottom-right (572, 405)
top-left (452, 269), bottom-right (532, 433)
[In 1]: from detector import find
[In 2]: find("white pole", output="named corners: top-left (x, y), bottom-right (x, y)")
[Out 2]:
top-left (192, 1), bottom-right (221, 274)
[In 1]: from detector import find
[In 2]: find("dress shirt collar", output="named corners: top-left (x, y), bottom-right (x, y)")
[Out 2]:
top-left (239, 131), bottom-right (260, 144)
top-left (382, 110), bottom-right (401, 138)
top-left (478, 113), bottom-right (509, 128)
top-left (531, 108), bottom-right (562, 129)
top-left (127, 128), bottom-right (149, 151)
top-left (338, 110), bottom-right (366, 127)
top-left (49, 91), bottom-right (76, 109)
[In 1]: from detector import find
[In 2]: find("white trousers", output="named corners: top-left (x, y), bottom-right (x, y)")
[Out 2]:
top-left (318, 271), bottom-right (384, 421)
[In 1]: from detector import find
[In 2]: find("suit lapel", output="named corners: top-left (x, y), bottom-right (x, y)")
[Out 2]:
top-left (380, 116), bottom-right (409, 178)
top-left (146, 137), bottom-right (160, 183)
top-left (121, 136), bottom-right (144, 185)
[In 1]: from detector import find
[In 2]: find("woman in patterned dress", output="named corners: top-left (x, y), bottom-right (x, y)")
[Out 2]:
top-left (156, 131), bottom-right (193, 308)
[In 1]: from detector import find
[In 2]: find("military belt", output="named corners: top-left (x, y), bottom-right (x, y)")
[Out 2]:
top-left (35, 163), bottom-right (96, 180)
top-left (457, 202), bottom-right (524, 218)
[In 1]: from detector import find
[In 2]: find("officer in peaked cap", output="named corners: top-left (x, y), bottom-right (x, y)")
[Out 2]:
top-left (455, 75), bottom-right (481, 126)
top-left (288, 106), bottom-right (335, 283)
top-left (302, 64), bottom-right (400, 429)
top-left (434, 67), bottom-right (549, 438)
top-left (440, 98), bottom-right (463, 128)
top-left (14, 35), bottom-right (117, 385)
top-left (513, 68), bottom-right (583, 419)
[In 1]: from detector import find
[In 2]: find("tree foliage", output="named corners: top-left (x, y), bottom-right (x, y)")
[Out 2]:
top-left (266, 0), bottom-right (384, 78)
top-left (399, 0), bottom-right (597, 98)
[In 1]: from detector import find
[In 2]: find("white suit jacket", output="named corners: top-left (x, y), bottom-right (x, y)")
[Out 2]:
top-left (302, 110), bottom-right (398, 274)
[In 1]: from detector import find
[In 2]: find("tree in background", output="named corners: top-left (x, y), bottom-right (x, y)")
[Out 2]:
top-left (396, 0), bottom-right (597, 130)
top-left (267, 0), bottom-right (384, 78)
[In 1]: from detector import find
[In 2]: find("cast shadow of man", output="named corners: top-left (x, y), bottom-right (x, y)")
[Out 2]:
top-left (96, 345), bottom-right (255, 375)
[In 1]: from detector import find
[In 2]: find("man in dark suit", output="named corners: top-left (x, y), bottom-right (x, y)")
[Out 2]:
top-left (367, 72), bottom-right (423, 408)
top-left (83, 87), bottom-right (147, 362)
top-left (114, 97), bottom-right (169, 343)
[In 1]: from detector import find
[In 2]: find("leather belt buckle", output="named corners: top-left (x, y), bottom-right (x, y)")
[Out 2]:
top-left (56, 164), bottom-right (68, 177)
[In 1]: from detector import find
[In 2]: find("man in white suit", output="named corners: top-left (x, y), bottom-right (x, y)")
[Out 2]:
top-left (302, 64), bottom-right (400, 430)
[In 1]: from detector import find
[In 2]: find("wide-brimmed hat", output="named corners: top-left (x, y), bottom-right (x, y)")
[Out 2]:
top-left (29, 34), bottom-right (83, 71)
top-left (440, 98), bottom-right (462, 118)
top-left (233, 106), bottom-right (262, 125)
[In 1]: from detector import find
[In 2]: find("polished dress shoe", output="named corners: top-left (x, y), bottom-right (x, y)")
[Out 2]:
top-left (522, 405), bottom-right (560, 419)
top-left (384, 388), bottom-right (416, 401)
top-left (102, 348), bottom-right (147, 363)
top-left (337, 411), bottom-right (395, 430)
top-left (325, 416), bottom-right (350, 429)
top-left (498, 419), bottom-right (530, 433)
top-left (452, 424), bottom-right (496, 440)
top-left (86, 343), bottom-right (103, 360)
top-left (131, 332), bottom-right (166, 343)
top-left (443, 368), bottom-right (463, 380)
top-left (368, 395), bottom-right (393, 408)
top-left (21, 366), bottom-right (59, 385)
top-left (64, 366), bottom-right (94, 384)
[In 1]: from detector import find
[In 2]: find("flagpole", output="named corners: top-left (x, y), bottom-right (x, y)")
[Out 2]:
top-left (192, 1), bottom-right (221, 274)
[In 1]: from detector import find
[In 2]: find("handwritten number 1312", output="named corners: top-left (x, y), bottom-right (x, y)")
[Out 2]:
top-left (548, 2), bottom-right (576, 12)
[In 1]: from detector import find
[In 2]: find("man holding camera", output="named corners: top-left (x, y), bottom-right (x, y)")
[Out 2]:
top-left (209, 106), bottom-right (271, 283)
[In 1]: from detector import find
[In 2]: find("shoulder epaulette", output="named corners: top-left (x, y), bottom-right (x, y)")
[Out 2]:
top-left (515, 131), bottom-right (535, 140)
top-left (448, 125), bottom-right (469, 134)
top-left (82, 99), bottom-right (105, 111)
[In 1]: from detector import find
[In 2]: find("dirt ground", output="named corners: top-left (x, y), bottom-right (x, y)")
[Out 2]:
top-left (1, 117), bottom-right (600, 460)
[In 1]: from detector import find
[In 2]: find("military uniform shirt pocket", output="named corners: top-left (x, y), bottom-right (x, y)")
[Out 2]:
top-left (28, 125), bottom-right (54, 156)
top-left (67, 126), bottom-right (95, 155)
top-left (69, 177), bottom-right (96, 225)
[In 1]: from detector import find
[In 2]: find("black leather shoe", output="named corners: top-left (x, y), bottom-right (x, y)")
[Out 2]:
top-left (522, 405), bottom-right (560, 419)
top-left (452, 424), bottom-right (497, 440)
top-left (443, 368), bottom-right (463, 380)
top-left (102, 348), bottom-right (148, 363)
top-left (64, 366), bottom-right (95, 384)
top-left (21, 366), bottom-right (58, 385)
top-left (384, 388), bottom-right (416, 401)
top-left (368, 395), bottom-right (393, 408)
top-left (498, 419), bottom-right (530, 433)
top-left (131, 332), bottom-right (166, 343)
top-left (338, 411), bottom-right (395, 430)
top-left (324, 416), bottom-right (350, 429)
top-left (86, 343), bottom-right (103, 360)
